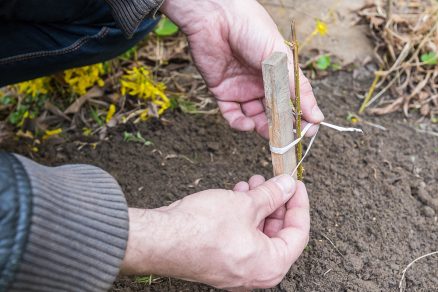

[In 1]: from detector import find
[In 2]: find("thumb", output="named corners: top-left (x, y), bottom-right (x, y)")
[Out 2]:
top-left (249, 174), bottom-right (296, 221)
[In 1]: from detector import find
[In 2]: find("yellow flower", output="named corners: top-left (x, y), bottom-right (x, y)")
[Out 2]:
top-left (16, 77), bottom-right (50, 98)
top-left (106, 104), bottom-right (116, 123)
top-left (120, 66), bottom-right (170, 120)
top-left (64, 64), bottom-right (105, 95)
top-left (82, 127), bottom-right (92, 136)
top-left (346, 113), bottom-right (360, 125)
top-left (17, 111), bottom-right (29, 127)
top-left (314, 19), bottom-right (328, 36)
top-left (43, 128), bottom-right (62, 140)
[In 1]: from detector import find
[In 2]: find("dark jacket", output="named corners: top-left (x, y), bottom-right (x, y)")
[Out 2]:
top-left (0, 0), bottom-right (164, 290)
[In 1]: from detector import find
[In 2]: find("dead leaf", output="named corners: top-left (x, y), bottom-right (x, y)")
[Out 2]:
top-left (44, 100), bottom-right (71, 121)
top-left (64, 86), bottom-right (104, 114)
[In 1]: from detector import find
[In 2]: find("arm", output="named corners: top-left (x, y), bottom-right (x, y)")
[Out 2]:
top-left (121, 175), bottom-right (310, 290)
top-left (102, 0), bottom-right (324, 137)
top-left (0, 151), bottom-right (309, 290)
top-left (0, 152), bottom-right (128, 291)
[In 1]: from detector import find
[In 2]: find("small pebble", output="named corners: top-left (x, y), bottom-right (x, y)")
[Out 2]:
top-left (422, 205), bottom-right (435, 218)
top-left (390, 263), bottom-right (400, 271)
top-left (409, 241), bottom-right (419, 250)
top-left (344, 254), bottom-right (364, 272)
top-left (206, 142), bottom-right (220, 151)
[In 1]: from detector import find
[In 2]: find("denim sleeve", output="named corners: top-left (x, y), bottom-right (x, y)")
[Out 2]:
top-left (0, 153), bottom-right (129, 291)
top-left (0, 0), bottom-right (18, 18)
top-left (104, 0), bottom-right (164, 38)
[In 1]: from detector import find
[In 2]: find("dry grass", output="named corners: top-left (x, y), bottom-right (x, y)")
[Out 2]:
top-left (358, 0), bottom-right (438, 121)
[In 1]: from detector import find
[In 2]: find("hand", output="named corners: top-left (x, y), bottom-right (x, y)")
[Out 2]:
top-left (121, 174), bottom-right (310, 289)
top-left (161, 0), bottom-right (324, 138)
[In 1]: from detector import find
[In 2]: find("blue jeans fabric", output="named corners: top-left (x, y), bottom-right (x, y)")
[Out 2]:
top-left (0, 0), bottom-right (158, 86)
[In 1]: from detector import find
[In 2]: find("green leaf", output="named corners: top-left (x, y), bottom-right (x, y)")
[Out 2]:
top-left (0, 95), bottom-right (15, 105)
top-left (315, 55), bottom-right (331, 70)
top-left (154, 18), bottom-right (179, 37)
top-left (123, 131), bottom-right (153, 146)
top-left (8, 105), bottom-right (29, 125)
top-left (9, 111), bottom-right (22, 125)
top-left (330, 63), bottom-right (342, 71)
top-left (420, 52), bottom-right (437, 65)
top-left (119, 46), bottom-right (138, 61)
top-left (178, 99), bottom-right (198, 114)
top-left (135, 275), bottom-right (160, 285)
top-left (90, 108), bottom-right (104, 127)
top-left (169, 97), bottom-right (179, 110)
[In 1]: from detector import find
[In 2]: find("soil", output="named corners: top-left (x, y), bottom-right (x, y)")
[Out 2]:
top-left (2, 71), bottom-right (438, 291)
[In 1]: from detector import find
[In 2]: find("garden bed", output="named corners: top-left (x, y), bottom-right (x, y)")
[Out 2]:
top-left (2, 70), bottom-right (437, 291)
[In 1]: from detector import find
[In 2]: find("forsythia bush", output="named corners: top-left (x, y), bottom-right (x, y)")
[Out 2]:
top-left (0, 62), bottom-right (171, 139)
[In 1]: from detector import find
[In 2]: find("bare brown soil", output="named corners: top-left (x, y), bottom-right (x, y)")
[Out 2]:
top-left (3, 71), bottom-right (438, 291)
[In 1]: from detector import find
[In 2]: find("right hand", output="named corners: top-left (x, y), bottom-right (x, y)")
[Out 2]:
top-left (160, 0), bottom-right (324, 139)
top-left (121, 174), bottom-right (310, 290)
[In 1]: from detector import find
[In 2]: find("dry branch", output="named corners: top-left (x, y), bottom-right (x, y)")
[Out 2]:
top-left (358, 0), bottom-right (438, 120)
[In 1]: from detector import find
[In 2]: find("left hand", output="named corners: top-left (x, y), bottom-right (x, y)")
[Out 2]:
top-left (161, 0), bottom-right (325, 138)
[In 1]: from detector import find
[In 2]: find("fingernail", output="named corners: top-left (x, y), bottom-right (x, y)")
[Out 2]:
top-left (312, 105), bottom-right (325, 121)
top-left (273, 174), bottom-right (295, 196)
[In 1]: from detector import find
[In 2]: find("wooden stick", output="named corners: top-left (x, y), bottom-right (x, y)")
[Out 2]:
top-left (291, 21), bottom-right (304, 180)
top-left (262, 52), bottom-right (297, 177)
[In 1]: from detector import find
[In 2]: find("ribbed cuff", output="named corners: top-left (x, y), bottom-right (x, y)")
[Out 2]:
top-left (9, 155), bottom-right (129, 292)
top-left (105, 0), bottom-right (164, 38)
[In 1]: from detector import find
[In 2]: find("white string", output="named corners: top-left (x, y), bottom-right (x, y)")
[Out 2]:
top-left (269, 121), bottom-right (363, 176)
top-left (291, 127), bottom-right (319, 176)
top-left (269, 123), bottom-right (313, 155)
top-left (320, 122), bottom-right (363, 133)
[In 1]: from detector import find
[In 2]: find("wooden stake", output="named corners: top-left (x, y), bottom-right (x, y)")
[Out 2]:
top-left (262, 52), bottom-right (297, 177)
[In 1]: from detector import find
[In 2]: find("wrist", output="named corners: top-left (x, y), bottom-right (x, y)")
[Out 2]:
top-left (159, 0), bottom-right (229, 35)
top-left (121, 208), bottom-right (170, 275)
top-left (121, 207), bottom-right (200, 280)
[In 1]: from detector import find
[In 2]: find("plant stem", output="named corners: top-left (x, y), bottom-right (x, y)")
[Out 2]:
top-left (359, 72), bottom-right (380, 114)
top-left (291, 21), bottom-right (304, 180)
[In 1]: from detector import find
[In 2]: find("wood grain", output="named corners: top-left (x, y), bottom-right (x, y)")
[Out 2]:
top-left (262, 52), bottom-right (297, 177)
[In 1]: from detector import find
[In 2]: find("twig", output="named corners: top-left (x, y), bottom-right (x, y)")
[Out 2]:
top-left (399, 251), bottom-right (438, 292)
top-left (415, 128), bottom-right (438, 138)
top-left (321, 233), bottom-right (344, 258)
top-left (291, 21), bottom-right (304, 180)
top-left (359, 71), bottom-right (381, 113)
top-left (364, 71), bottom-right (400, 110)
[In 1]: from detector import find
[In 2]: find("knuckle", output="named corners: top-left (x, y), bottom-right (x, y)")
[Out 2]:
top-left (256, 184), bottom-right (278, 213)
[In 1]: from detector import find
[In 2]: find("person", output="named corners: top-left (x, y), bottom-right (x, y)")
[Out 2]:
top-left (0, 0), bottom-right (325, 290)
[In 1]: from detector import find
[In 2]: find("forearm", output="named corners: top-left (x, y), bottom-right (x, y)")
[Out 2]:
top-left (121, 207), bottom-right (195, 280)
top-left (120, 208), bottom-right (162, 275)
top-left (0, 153), bottom-right (128, 291)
